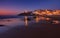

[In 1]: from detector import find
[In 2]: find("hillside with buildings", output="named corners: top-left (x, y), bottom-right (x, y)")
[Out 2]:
top-left (33, 9), bottom-right (60, 15)
top-left (18, 9), bottom-right (60, 16)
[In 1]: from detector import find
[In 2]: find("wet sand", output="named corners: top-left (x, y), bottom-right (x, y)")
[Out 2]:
top-left (0, 22), bottom-right (60, 38)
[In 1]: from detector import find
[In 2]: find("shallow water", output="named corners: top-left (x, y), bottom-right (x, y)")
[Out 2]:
top-left (0, 16), bottom-right (60, 34)
top-left (0, 16), bottom-right (35, 33)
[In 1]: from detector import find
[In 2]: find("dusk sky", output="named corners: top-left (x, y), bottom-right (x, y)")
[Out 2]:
top-left (0, 0), bottom-right (60, 15)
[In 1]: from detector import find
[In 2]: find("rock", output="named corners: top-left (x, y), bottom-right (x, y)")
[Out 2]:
top-left (0, 25), bottom-right (5, 26)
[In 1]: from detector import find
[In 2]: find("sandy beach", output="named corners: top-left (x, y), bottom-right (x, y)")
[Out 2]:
top-left (0, 22), bottom-right (60, 38)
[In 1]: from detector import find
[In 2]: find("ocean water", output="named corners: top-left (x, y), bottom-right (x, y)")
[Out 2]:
top-left (0, 16), bottom-right (60, 34)
top-left (0, 16), bottom-right (35, 33)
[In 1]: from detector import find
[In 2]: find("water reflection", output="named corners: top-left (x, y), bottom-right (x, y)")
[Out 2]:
top-left (40, 17), bottom-right (45, 20)
top-left (0, 16), bottom-right (60, 27)
top-left (0, 16), bottom-right (60, 34)
top-left (53, 20), bottom-right (60, 24)
top-left (35, 16), bottom-right (39, 23)
top-left (24, 16), bottom-right (28, 26)
top-left (0, 18), bottom-right (25, 27)
top-left (46, 18), bottom-right (50, 21)
top-left (34, 16), bottom-right (51, 23)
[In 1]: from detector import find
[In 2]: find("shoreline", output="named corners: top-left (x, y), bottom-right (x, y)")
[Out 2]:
top-left (0, 22), bottom-right (60, 38)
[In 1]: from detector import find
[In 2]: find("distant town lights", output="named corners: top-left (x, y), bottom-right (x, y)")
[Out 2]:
top-left (33, 9), bottom-right (60, 15)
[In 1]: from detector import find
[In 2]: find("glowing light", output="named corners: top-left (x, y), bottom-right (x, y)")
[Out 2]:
top-left (34, 10), bottom-right (60, 15)
top-left (53, 20), bottom-right (60, 24)
top-left (24, 16), bottom-right (28, 26)
top-left (46, 18), bottom-right (50, 21)
top-left (35, 16), bottom-right (39, 23)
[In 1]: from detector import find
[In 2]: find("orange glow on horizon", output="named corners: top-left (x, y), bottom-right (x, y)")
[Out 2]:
top-left (0, 10), bottom-right (18, 15)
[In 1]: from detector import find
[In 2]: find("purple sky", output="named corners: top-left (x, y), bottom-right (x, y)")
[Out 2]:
top-left (0, 0), bottom-right (60, 15)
